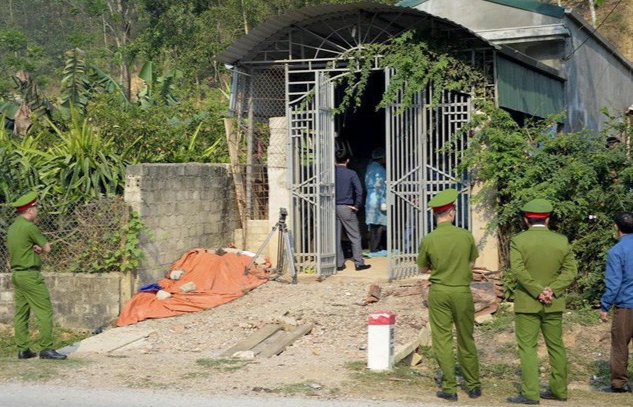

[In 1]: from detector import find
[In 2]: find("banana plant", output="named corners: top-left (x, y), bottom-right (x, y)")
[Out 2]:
top-left (59, 49), bottom-right (91, 111)
top-left (137, 61), bottom-right (183, 108)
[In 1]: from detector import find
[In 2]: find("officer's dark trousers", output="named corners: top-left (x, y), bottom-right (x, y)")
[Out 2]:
top-left (610, 307), bottom-right (633, 389)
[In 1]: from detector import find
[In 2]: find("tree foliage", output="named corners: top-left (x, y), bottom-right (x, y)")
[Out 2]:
top-left (460, 103), bottom-right (633, 307)
top-left (329, 30), bottom-right (487, 114)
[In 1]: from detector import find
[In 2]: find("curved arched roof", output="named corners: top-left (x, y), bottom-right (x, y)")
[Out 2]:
top-left (216, 2), bottom-right (495, 65)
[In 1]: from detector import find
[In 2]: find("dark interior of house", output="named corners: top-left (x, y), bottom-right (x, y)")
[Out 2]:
top-left (334, 70), bottom-right (386, 249)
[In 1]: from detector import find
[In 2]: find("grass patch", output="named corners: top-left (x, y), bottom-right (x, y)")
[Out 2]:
top-left (0, 324), bottom-right (90, 358)
top-left (475, 306), bottom-right (514, 334)
top-left (564, 306), bottom-right (601, 326)
top-left (496, 343), bottom-right (516, 355)
top-left (195, 358), bottom-right (249, 372)
top-left (181, 371), bottom-right (211, 379)
top-left (480, 362), bottom-right (518, 380)
top-left (346, 360), bottom-right (430, 388)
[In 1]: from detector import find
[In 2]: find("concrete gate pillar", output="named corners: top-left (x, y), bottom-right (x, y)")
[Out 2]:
top-left (267, 117), bottom-right (290, 266)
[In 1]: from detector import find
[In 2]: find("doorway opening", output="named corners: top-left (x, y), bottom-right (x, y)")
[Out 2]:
top-left (334, 70), bottom-right (386, 253)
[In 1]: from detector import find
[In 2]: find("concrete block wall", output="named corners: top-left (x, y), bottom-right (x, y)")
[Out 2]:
top-left (0, 273), bottom-right (120, 331)
top-left (233, 220), bottom-right (271, 256)
top-left (125, 163), bottom-right (240, 288)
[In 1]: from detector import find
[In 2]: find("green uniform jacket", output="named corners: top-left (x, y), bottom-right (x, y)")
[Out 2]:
top-left (417, 221), bottom-right (479, 286)
top-left (510, 226), bottom-right (577, 313)
top-left (7, 216), bottom-right (48, 272)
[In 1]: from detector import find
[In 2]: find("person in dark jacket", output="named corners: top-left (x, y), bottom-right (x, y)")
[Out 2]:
top-left (335, 149), bottom-right (370, 271)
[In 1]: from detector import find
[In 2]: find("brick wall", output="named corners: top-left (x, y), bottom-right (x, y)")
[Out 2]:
top-left (125, 163), bottom-right (240, 289)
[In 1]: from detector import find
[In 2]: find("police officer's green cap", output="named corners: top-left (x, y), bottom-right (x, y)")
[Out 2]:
top-left (428, 189), bottom-right (458, 212)
top-left (11, 191), bottom-right (38, 212)
top-left (521, 198), bottom-right (552, 218)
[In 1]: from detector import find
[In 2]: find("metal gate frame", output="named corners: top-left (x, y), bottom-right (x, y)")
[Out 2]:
top-left (288, 66), bottom-right (473, 280)
top-left (287, 67), bottom-right (337, 277)
top-left (386, 72), bottom-right (473, 281)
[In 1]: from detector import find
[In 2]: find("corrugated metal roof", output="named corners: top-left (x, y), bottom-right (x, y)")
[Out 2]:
top-left (216, 2), bottom-right (495, 65)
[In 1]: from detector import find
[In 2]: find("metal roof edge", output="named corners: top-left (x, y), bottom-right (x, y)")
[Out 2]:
top-left (483, 0), bottom-right (565, 18)
top-left (398, 0), bottom-right (565, 18)
top-left (216, 2), bottom-right (496, 65)
top-left (497, 45), bottom-right (566, 80)
top-left (395, 0), bottom-right (428, 7)
top-left (565, 10), bottom-right (633, 71)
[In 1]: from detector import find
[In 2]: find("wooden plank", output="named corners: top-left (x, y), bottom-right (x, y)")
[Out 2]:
top-left (250, 330), bottom-right (286, 356)
top-left (220, 324), bottom-right (282, 357)
top-left (393, 324), bottom-right (432, 365)
top-left (223, 117), bottom-right (246, 229)
top-left (394, 337), bottom-right (421, 365)
top-left (257, 324), bottom-right (313, 358)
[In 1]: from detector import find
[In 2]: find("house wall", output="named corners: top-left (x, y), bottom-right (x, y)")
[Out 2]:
top-left (563, 16), bottom-right (633, 132)
top-left (414, 0), bottom-right (633, 132)
top-left (470, 183), bottom-right (500, 271)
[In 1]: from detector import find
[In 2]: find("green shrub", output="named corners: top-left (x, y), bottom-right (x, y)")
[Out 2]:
top-left (462, 105), bottom-right (633, 307)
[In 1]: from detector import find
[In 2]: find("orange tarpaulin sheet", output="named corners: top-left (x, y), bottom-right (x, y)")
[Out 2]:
top-left (117, 249), bottom-right (270, 326)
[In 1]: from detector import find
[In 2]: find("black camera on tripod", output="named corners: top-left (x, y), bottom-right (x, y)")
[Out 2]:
top-left (278, 207), bottom-right (288, 224)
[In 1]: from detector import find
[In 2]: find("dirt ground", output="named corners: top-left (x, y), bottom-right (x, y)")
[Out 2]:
top-left (69, 261), bottom-right (430, 397)
top-left (2, 258), bottom-right (632, 406)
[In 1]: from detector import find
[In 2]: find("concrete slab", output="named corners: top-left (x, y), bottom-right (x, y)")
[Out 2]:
top-left (296, 256), bottom-right (425, 285)
top-left (71, 325), bottom-right (155, 354)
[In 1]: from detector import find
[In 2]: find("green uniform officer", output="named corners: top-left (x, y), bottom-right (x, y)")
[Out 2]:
top-left (417, 189), bottom-right (481, 401)
top-left (7, 192), bottom-right (67, 360)
top-left (507, 199), bottom-right (577, 405)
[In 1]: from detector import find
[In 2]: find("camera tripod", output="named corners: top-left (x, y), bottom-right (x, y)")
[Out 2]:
top-left (244, 207), bottom-right (297, 284)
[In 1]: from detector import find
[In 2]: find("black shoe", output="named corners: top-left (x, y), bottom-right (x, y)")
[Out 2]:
top-left (39, 349), bottom-right (67, 360)
top-left (507, 394), bottom-right (539, 405)
top-left (18, 349), bottom-right (37, 359)
top-left (540, 390), bottom-right (566, 401)
top-left (336, 265), bottom-right (346, 271)
top-left (436, 391), bottom-right (457, 401)
top-left (468, 387), bottom-right (482, 399)
top-left (609, 385), bottom-right (632, 393)
top-left (355, 264), bottom-right (371, 271)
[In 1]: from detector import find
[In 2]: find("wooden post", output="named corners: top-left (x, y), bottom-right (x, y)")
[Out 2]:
top-left (224, 117), bottom-right (246, 234)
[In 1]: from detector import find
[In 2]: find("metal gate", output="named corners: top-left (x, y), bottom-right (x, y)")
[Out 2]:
top-left (287, 68), bottom-right (337, 277)
top-left (386, 70), bottom-right (472, 281)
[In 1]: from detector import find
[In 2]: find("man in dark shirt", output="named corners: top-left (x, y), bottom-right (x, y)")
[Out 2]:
top-left (335, 149), bottom-right (370, 271)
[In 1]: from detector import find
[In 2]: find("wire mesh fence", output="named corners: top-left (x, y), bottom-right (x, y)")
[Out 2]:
top-left (1, 196), bottom-right (130, 274)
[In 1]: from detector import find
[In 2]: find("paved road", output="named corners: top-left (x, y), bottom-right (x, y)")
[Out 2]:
top-left (0, 382), bottom-right (459, 407)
